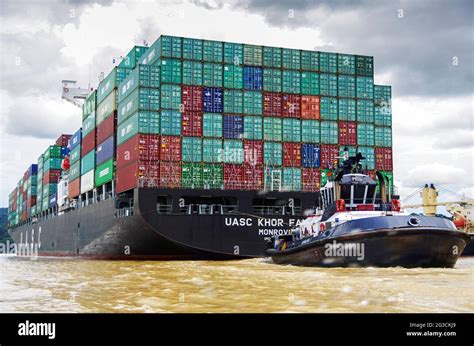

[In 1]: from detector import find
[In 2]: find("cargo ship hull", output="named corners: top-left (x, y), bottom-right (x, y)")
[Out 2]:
top-left (8, 188), bottom-right (317, 259)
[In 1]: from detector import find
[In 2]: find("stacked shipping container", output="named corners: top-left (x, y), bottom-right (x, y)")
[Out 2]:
top-left (8, 36), bottom-right (395, 227)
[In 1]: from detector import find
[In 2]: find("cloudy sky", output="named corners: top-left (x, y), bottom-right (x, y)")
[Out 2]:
top-left (0, 0), bottom-right (472, 207)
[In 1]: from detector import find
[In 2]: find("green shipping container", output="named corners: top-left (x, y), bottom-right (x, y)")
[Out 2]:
top-left (95, 159), bottom-right (114, 187)
top-left (243, 116), bottom-right (263, 140)
top-left (263, 46), bottom-right (282, 68)
top-left (243, 91), bottom-right (263, 115)
top-left (223, 42), bottom-right (243, 65)
top-left (119, 46), bottom-right (147, 69)
top-left (182, 163), bottom-right (203, 188)
top-left (118, 87), bottom-right (160, 124)
top-left (338, 98), bottom-right (356, 121)
top-left (282, 48), bottom-right (301, 70)
top-left (83, 90), bottom-right (96, 120)
top-left (264, 142), bottom-right (282, 166)
top-left (378, 171), bottom-right (394, 194)
top-left (203, 113), bottom-right (223, 138)
top-left (69, 161), bottom-right (81, 181)
top-left (301, 120), bottom-right (320, 143)
top-left (43, 145), bottom-right (62, 160)
top-left (96, 90), bottom-right (116, 125)
top-left (160, 110), bottom-right (182, 136)
top-left (338, 75), bottom-right (356, 98)
top-left (374, 85), bottom-right (391, 105)
top-left (203, 63), bottom-right (223, 87)
top-left (182, 61), bottom-right (203, 86)
top-left (43, 157), bottom-right (62, 171)
top-left (183, 38), bottom-right (203, 61)
top-left (118, 64), bottom-right (160, 102)
top-left (97, 66), bottom-right (131, 104)
top-left (81, 150), bottom-right (95, 174)
top-left (337, 54), bottom-right (356, 75)
top-left (282, 118), bottom-right (301, 142)
top-left (224, 90), bottom-right (243, 114)
top-left (320, 121), bottom-right (338, 144)
top-left (282, 70), bottom-right (301, 94)
top-left (263, 68), bottom-right (282, 93)
top-left (320, 73), bottom-right (338, 97)
top-left (357, 123), bottom-right (375, 146)
top-left (301, 72), bottom-right (319, 95)
top-left (243, 44), bottom-right (262, 66)
top-left (161, 84), bottom-right (181, 110)
top-left (202, 163), bottom-right (223, 189)
top-left (203, 40), bottom-right (223, 63)
top-left (320, 97), bottom-right (338, 120)
top-left (356, 76), bottom-right (374, 99)
top-left (182, 137), bottom-right (203, 162)
top-left (223, 65), bottom-right (243, 89)
top-left (117, 111), bottom-right (160, 145)
top-left (320, 169), bottom-right (334, 187)
top-left (374, 126), bottom-right (392, 147)
top-left (283, 168), bottom-right (302, 191)
top-left (301, 50), bottom-right (319, 71)
top-left (203, 138), bottom-right (223, 162)
top-left (374, 105), bottom-right (392, 127)
top-left (263, 117), bottom-right (282, 141)
top-left (223, 140), bottom-right (243, 164)
top-left (356, 55), bottom-right (374, 77)
top-left (82, 112), bottom-right (96, 137)
top-left (358, 146), bottom-right (375, 170)
top-left (158, 36), bottom-right (183, 59)
top-left (357, 99), bottom-right (374, 123)
top-left (319, 52), bottom-right (337, 73)
top-left (160, 59), bottom-right (182, 84)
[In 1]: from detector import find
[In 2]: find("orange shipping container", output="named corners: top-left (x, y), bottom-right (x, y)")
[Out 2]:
top-left (301, 96), bottom-right (320, 119)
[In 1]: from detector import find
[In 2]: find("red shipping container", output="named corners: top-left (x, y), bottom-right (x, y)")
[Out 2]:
top-left (242, 164), bottom-right (263, 190)
top-left (56, 134), bottom-right (72, 147)
top-left (182, 111), bottom-right (203, 137)
top-left (263, 92), bottom-right (282, 117)
top-left (375, 147), bottom-right (393, 171)
top-left (43, 169), bottom-right (61, 184)
top-left (160, 136), bottom-right (181, 162)
top-left (117, 134), bottom-right (160, 168)
top-left (26, 196), bottom-right (36, 208)
top-left (96, 112), bottom-right (116, 144)
top-left (367, 170), bottom-right (376, 181)
top-left (81, 129), bottom-right (96, 155)
top-left (159, 161), bottom-right (181, 188)
top-left (282, 94), bottom-right (301, 118)
top-left (224, 164), bottom-right (243, 190)
top-left (68, 178), bottom-right (80, 199)
top-left (338, 121), bottom-right (357, 145)
top-left (320, 144), bottom-right (339, 168)
top-left (301, 96), bottom-right (320, 120)
top-left (182, 85), bottom-right (202, 112)
top-left (283, 143), bottom-right (301, 167)
top-left (302, 168), bottom-right (321, 192)
top-left (116, 160), bottom-right (160, 193)
top-left (243, 140), bottom-right (263, 166)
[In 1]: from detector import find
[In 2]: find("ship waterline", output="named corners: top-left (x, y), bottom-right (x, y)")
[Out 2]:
top-left (0, 256), bottom-right (473, 313)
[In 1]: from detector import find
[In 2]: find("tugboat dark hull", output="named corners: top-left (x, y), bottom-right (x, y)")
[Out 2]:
top-left (268, 216), bottom-right (470, 268)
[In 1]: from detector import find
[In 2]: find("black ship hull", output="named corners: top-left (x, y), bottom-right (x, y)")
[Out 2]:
top-left (461, 234), bottom-right (474, 256)
top-left (268, 216), bottom-right (470, 268)
top-left (8, 188), bottom-right (318, 259)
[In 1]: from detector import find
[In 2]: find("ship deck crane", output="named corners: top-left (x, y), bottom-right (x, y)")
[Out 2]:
top-left (403, 184), bottom-right (473, 233)
top-left (61, 80), bottom-right (90, 108)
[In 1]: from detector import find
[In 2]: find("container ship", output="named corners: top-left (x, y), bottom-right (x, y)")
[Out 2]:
top-left (6, 35), bottom-right (394, 259)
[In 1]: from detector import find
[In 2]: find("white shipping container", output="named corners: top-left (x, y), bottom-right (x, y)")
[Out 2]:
top-left (80, 170), bottom-right (94, 194)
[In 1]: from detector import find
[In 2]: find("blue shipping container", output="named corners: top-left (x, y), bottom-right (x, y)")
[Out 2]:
top-left (223, 115), bottom-right (243, 139)
top-left (68, 128), bottom-right (82, 150)
top-left (49, 193), bottom-right (57, 208)
top-left (96, 136), bottom-right (115, 166)
top-left (28, 164), bottom-right (38, 176)
top-left (61, 147), bottom-right (70, 158)
top-left (243, 66), bottom-right (263, 90)
top-left (203, 88), bottom-right (223, 113)
top-left (301, 144), bottom-right (320, 168)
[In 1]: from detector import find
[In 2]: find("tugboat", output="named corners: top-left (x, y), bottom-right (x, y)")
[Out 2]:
top-left (266, 152), bottom-right (470, 268)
